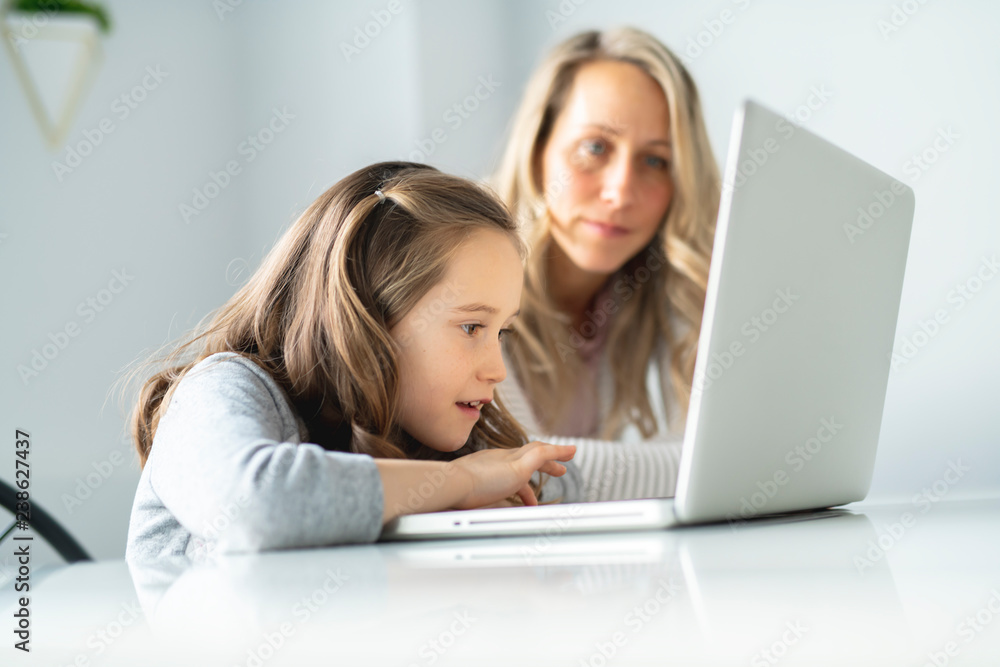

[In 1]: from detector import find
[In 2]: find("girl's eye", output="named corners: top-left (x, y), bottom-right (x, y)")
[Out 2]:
top-left (498, 328), bottom-right (512, 340)
top-left (461, 323), bottom-right (482, 336)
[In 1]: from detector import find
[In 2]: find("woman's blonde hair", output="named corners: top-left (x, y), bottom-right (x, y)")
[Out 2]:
top-left (493, 27), bottom-right (720, 439)
top-left (126, 162), bottom-right (528, 469)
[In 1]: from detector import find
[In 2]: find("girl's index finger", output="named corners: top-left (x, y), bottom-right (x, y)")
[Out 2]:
top-left (516, 485), bottom-right (538, 506)
top-left (553, 444), bottom-right (576, 461)
top-left (539, 461), bottom-right (568, 477)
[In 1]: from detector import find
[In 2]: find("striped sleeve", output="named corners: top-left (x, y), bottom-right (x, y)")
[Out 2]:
top-left (534, 435), bottom-right (683, 503)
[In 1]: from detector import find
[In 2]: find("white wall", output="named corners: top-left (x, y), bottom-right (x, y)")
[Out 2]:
top-left (1, 0), bottom-right (997, 568)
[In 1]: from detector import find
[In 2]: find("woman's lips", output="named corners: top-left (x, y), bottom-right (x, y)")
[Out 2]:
top-left (583, 220), bottom-right (630, 238)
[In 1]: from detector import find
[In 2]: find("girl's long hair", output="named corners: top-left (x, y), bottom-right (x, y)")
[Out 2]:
top-left (125, 162), bottom-right (528, 468)
top-left (493, 27), bottom-right (720, 439)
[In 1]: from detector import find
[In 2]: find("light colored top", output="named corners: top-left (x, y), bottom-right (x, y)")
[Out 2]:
top-left (545, 285), bottom-right (612, 438)
top-left (498, 334), bottom-right (686, 502)
top-left (125, 352), bottom-right (585, 561)
top-left (125, 347), bottom-right (682, 561)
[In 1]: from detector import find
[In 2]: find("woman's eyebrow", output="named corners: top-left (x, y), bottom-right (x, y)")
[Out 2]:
top-left (582, 123), bottom-right (672, 149)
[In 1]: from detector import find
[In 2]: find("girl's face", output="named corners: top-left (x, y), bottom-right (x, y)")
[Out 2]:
top-left (391, 229), bottom-right (523, 452)
top-left (540, 60), bottom-right (675, 276)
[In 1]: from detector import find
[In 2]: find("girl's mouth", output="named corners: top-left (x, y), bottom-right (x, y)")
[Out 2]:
top-left (456, 400), bottom-right (485, 418)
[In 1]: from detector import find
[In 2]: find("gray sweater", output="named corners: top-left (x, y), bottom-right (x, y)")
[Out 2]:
top-left (125, 352), bottom-right (586, 561)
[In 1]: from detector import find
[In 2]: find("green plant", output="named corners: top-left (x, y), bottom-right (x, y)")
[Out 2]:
top-left (9, 0), bottom-right (112, 33)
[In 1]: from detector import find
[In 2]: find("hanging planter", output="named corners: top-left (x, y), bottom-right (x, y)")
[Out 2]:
top-left (1, 0), bottom-right (112, 148)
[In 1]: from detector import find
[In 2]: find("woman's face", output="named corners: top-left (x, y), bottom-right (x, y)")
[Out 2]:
top-left (539, 60), bottom-right (675, 276)
top-left (390, 229), bottom-right (523, 452)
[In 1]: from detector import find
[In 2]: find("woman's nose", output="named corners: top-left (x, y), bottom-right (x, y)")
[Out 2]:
top-left (600, 154), bottom-right (637, 209)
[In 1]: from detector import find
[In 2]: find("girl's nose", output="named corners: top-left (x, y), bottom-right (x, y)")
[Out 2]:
top-left (479, 338), bottom-right (507, 384)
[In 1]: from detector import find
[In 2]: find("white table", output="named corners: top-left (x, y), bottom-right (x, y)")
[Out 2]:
top-left (7, 497), bottom-right (1000, 666)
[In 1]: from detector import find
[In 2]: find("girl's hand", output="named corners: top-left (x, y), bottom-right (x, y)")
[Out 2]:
top-left (450, 441), bottom-right (575, 510)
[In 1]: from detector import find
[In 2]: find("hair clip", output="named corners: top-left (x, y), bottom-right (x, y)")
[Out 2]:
top-left (374, 189), bottom-right (386, 203)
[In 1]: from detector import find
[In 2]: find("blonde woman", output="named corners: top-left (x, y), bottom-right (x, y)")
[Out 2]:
top-left (493, 27), bottom-right (721, 500)
top-left (124, 162), bottom-right (576, 559)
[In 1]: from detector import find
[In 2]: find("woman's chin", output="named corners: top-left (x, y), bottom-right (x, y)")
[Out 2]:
top-left (570, 252), bottom-right (631, 277)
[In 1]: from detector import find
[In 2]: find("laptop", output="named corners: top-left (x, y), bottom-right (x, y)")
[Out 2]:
top-left (379, 98), bottom-right (915, 542)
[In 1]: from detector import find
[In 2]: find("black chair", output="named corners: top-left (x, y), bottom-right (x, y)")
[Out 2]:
top-left (0, 478), bottom-right (92, 562)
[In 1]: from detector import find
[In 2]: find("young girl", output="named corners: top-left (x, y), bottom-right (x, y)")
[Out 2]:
top-left (124, 162), bottom-right (577, 560)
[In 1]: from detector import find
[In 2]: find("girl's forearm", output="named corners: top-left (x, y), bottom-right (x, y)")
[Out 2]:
top-left (375, 459), bottom-right (471, 524)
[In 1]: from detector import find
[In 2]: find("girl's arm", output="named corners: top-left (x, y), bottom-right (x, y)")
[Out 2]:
top-left (376, 441), bottom-right (577, 523)
top-left (138, 353), bottom-right (575, 554)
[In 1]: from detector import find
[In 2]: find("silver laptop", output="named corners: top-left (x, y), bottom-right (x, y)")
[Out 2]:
top-left (380, 99), bottom-right (914, 542)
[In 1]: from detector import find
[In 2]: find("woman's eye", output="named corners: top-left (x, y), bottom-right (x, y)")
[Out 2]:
top-left (461, 323), bottom-right (482, 336)
top-left (581, 139), bottom-right (606, 156)
top-left (645, 155), bottom-right (670, 170)
top-left (498, 328), bottom-right (512, 340)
